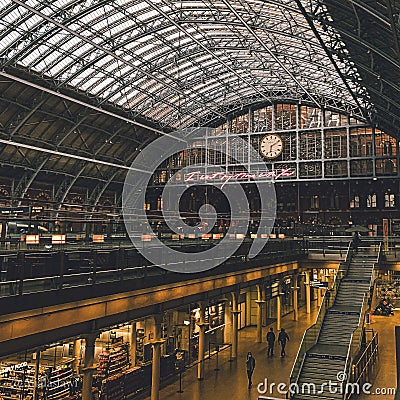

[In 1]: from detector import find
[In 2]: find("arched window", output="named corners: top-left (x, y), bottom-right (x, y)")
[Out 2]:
top-left (366, 194), bottom-right (377, 208)
top-left (311, 195), bottom-right (319, 209)
top-left (350, 195), bottom-right (360, 208)
top-left (384, 191), bottom-right (395, 208)
top-left (157, 197), bottom-right (163, 211)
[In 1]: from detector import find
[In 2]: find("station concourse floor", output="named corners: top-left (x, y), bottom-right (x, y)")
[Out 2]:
top-left (356, 312), bottom-right (399, 400)
top-left (142, 305), bottom-right (398, 400)
top-left (144, 302), bottom-right (320, 400)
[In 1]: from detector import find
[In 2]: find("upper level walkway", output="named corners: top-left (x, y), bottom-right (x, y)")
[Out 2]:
top-left (0, 236), bottom-right (395, 358)
top-left (0, 238), bottom-right (305, 357)
top-left (0, 238), bottom-right (305, 302)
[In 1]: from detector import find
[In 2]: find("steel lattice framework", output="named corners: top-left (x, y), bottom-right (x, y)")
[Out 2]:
top-left (1, 0), bottom-right (400, 210)
top-left (316, 0), bottom-right (400, 137)
top-left (0, 0), bottom-right (369, 130)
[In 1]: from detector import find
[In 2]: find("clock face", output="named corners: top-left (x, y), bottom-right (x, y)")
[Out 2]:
top-left (259, 134), bottom-right (284, 159)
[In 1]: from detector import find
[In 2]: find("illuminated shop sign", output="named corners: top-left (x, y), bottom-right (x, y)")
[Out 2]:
top-left (92, 234), bottom-right (105, 243)
top-left (52, 234), bottom-right (66, 244)
top-left (184, 168), bottom-right (296, 187)
top-left (0, 362), bottom-right (28, 375)
top-left (0, 206), bottom-right (30, 215)
top-left (26, 234), bottom-right (40, 245)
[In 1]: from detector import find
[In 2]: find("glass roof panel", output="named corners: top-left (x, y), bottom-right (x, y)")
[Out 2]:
top-left (0, 0), bottom-right (369, 128)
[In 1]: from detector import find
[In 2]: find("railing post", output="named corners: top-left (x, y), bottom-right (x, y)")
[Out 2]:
top-left (91, 250), bottom-right (97, 285)
top-left (214, 345), bottom-right (219, 371)
top-left (58, 250), bottom-right (65, 289)
top-left (177, 367), bottom-right (183, 393)
top-left (17, 252), bottom-right (25, 295)
top-left (118, 247), bottom-right (124, 281)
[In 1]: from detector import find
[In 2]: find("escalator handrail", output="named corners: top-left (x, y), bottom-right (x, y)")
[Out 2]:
top-left (343, 242), bottom-right (382, 399)
top-left (289, 242), bottom-right (352, 387)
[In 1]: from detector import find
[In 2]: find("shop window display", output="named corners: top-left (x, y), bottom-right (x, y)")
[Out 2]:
top-left (0, 353), bottom-right (76, 400)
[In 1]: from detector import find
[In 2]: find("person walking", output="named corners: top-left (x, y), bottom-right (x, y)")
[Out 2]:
top-left (266, 327), bottom-right (275, 357)
top-left (278, 328), bottom-right (290, 357)
top-left (245, 352), bottom-right (256, 389)
top-left (352, 231), bottom-right (361, 253)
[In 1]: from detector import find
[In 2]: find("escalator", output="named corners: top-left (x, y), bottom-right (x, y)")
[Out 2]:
top-left (290, 245), bottom-right (380, 399)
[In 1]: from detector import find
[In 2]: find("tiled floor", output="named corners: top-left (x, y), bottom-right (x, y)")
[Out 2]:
top-left (144, 303), bottom-right (320, 400)
top-left (141, 302), bottom-right (399, 400)
top-left (356, 312), bottom-right (398, 400)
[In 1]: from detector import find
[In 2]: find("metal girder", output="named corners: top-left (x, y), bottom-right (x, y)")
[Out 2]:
top-left (0, 0), bottom-right (364, 128)
top-left (220, 0), bottom-right (322, 108)
top-left (11, 154), bottom-right (47, 205)
top-left (0, 91), bottom-right (133, 201)
top-left (294, 0), bottom-right (372, 120)
top-left (321, 0), bottom-right (400, 136)
top-left (0, 70), bottom-right (172, 137)
top-left (91, 172), bottom-right (119, 207)
top-left (386, 0), bottom-right (400, 56)
top-left (9, 0), bottom-right (225, 123)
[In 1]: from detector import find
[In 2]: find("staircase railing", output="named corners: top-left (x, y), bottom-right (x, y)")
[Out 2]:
top-left (289, 241), bottom-right (352, 388)
top-left (342, 242), bottom-right (382, 399)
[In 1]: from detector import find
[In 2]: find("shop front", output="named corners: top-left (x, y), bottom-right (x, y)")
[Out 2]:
top-left (0, 318), bottom-right (177, 400)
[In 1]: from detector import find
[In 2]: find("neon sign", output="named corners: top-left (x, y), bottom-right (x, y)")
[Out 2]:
top-left (184, 168), bottom-right (296, 188)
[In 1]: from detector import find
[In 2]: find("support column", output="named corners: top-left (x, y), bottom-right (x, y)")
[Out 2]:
top-left (322, 270), bottom-right (329, 304)
top-left (305, 270), bottom-right (311, 314)
top-left (293, 277), bottom-right (299, 321)
top-left (224, 300), bottom-right (232, 344)
top-left (276, 294), bottom-right (281, 331)
top-left (255, 300), bottom-right (266, 343)
top-left (197, 323), bottom-right (208, 380)
top-left (150, 340), bottom-right (164, 400)
top-left (153, 315), bottom-right (162, 341)
top-left (256, 284), bottom-right (265, 343)
top-left (231, 292), bottom-right (240, 359)
top-left (129, 322), bottom-right (137, 367)
top-left (33, 350), bottom-right (41, 400)
top-left (82, 332), bottom-right (98, 400)
top-left (73, 339), bottom-right (81, 374)
top-left (232, 311), bottom-right (240, 359)
top-left (317, 270), bottom-right (322, 307)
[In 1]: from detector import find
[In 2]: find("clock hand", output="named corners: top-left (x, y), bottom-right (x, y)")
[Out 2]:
top-left (270, 141), bottom-right (280, 152)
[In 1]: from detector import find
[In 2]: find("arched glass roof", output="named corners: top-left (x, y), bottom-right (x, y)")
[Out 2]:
top-left (0, 0), bottom-right (370, 129)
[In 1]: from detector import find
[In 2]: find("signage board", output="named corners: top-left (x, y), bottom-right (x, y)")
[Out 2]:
top-left (310, 281), bottom-right (328, 288)
top-left (0, 206), bottom-right (30, 215)
top-left (52, 234), bottom-right (66, 244)
top-left (141, 234), bottom-right (152, 242)
top-left (92, 234), bottom-right (105, 243)
top-left (26, 234), bottom-right (39, 245)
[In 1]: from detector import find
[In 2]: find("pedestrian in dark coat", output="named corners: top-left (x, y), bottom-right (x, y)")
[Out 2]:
top-left (352, 231), bottom-right (361, 253)
top-left (266, 327), bottom-right (275, 357)
top-left (245, 352), bottom-right (256, 388)
top-left (278, 328), bottom-right (290, 357)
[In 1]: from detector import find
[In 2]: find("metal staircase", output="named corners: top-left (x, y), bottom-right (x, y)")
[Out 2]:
top-left (290, 243), bottom-right (381, 399)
